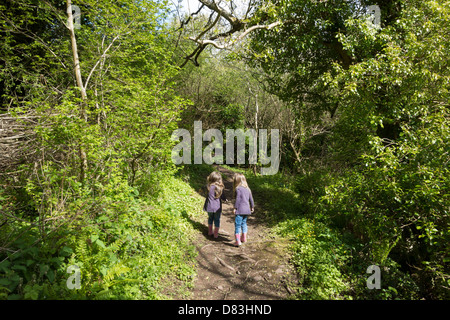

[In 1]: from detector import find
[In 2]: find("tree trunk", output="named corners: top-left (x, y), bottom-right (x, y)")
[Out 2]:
top-left (66, 0), bottom-right (87, 183)
top-left (66, 0), bottom-right (86, 102)
top-left (253, 94), bottom-right (258, 175)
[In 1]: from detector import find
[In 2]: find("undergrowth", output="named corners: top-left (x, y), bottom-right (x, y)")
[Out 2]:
top-left (0, 175), bottom-right (203, 300)
top-left (235, 165), bottom-right (423, 300)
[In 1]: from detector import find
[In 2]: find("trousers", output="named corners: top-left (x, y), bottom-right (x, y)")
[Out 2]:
top-left (234, 214), bottom-right (248, 234)
top-left (207, 212), bottom-right (221, 227)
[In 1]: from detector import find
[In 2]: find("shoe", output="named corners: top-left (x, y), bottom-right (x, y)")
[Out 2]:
top-left (241, 233), bottom-right (247, 243)
top-left (214, 227), bottom-right (219, 238)
top-left (208, 224), bottom-right (213, 236)
top-left (234, 234), bottom-right (241, 247)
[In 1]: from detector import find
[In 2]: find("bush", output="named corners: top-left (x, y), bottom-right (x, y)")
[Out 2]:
top-left (0, 174), bottom-right (204, 300)
top-left (321, 115), bottom-right (450, 298)
top-left (276, 218), bottom-right (351, 299)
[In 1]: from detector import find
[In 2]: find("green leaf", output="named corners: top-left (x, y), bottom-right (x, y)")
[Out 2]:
top-left (47, 269), bottom-right (55, 282)
top-left (0, 278), bottom-right (12, 286)
top-left (96, 239), bottom-right (106, 249)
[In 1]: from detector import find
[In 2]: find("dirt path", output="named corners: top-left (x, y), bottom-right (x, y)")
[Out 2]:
top-left (184, 166), bottom-right (297, 300)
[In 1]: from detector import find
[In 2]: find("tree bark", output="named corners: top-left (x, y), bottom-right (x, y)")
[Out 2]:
top-left (180, 0), bottom-right (281, 67)
top-left (66, 0), bottom-right (87, 103)
top-left (66, 0), bottom-right (87, 183)
top-left (253, 94), bottom-right (258, 175)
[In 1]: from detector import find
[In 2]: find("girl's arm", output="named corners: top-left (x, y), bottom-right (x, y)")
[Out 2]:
top-left (249, 190), bottom-right (255, 212)
top-left (233, 187), bottom-right (241, 214)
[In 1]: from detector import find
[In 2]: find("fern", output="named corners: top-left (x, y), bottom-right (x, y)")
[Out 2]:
top-left (75, 234), bottom-right (90, 266)
top-left (94, 288), bottom-right (114, 300)
top-left (93, 262), bottom-right (137, 300)
top-left (104, 262), bottom-right (130, 284)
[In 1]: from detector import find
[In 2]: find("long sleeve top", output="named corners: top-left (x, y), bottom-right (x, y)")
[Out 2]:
top-left (234, 186), bottom-right (254, 215)
top-left (203, 184), bottom-right (227, 213)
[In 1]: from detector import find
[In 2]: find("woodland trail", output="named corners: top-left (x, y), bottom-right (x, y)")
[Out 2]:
top-left (181, 166), bottom-right (298, 300)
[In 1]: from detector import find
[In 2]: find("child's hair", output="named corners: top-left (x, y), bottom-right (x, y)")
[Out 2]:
top-left (207, 171), bottom-right (224, 199)
top-left (233, 173), bottom-right (249, 196)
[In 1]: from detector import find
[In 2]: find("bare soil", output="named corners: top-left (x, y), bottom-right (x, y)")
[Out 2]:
top-left (181, 166), bottom-right (298, 300)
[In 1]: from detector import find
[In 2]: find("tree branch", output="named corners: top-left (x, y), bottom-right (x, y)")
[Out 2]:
top-left (84, 34), bottom-right (120, 90)
top-left (180, 0), bottom-right (284, 67)
top-left (194, 11), bottom-right (221, 42)
top-left (198, 0), bottom-right (239, 26)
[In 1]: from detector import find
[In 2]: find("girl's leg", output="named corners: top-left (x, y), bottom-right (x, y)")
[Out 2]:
top-left (234, 215), bottom-right (242, 234)
top-left (242, 215), bottom-right (248, 233)
top-left (213, 212), bottom-right (221, 228)
top-left (207, 212), bottom-right (214, 236)
top-left (213, 212), bottom-right (221, 238)
top-left (241, 215), bottom-right (248, 243)
top-left (234, 215), bottom-right (243, 246)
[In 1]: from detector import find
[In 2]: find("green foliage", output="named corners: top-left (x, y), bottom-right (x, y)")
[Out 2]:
top-left (0, 174), bottom-right (203, 300)
top-left (243, 165), bottom-right (428, 300)
top-left (318, 0), bottom-right (449, 298)
top-left (174, 55), bottom-right (249, 132)
top-left (244, 0), bottom-right (449, 299)
top-left (238, 167), bottom-right (350, 299)
top-left (1, 0), bottom-right (449, 301)
top-left (247, 0), bottom-right (361, 116)
top-left (277, 218), bottom-right (351, 299)
top-left (0, 0), bottom-right (203, 300)
top-left (321, 110), bottom-right (449, 297)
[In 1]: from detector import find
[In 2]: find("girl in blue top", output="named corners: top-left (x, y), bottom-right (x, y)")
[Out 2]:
top-left (232, 173), bottom-right (254, 246)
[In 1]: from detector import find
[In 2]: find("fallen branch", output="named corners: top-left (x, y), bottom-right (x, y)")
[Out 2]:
top-left (225, 252), bottom-right (256, 263)
top-left (253, 258), bottom-right (268, 268)
top-left (216, 255), bottom-right (237, 273)
top-left (200, 243), bottom-right (213, 251)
